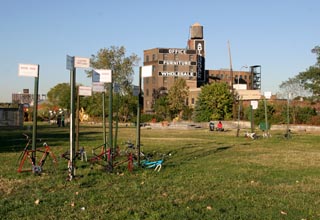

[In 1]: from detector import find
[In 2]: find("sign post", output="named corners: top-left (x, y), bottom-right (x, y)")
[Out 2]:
top-left (76, 86), bottom-right (92, 151)
top-left (250, 100), bottom-right (258, 133)
top-left (66, 55), bottom-right (90, 180)
top-left (264, 91), bottom-right (272, 137)
top-left (18, 64), bottom-right (39, 167)
top-left (114, 83), bottom-right (120, 152)
top-left (108, 77), bottom-right (113, 171)
top-left (136, 65), bottom-right (153, 166)
top-left (92, 69), bottom-right (111, 159)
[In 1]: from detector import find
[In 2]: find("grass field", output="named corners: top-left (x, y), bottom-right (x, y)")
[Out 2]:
top-left (1, 123), bottom-right (320, 219)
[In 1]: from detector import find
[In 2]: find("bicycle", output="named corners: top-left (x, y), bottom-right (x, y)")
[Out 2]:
top-left (61, 146), bottom-right (87, 162)
top-left (17, 134), bottom-right (58, 174)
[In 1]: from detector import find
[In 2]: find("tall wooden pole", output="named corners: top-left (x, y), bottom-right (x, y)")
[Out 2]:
top-left (228, 41), bottom-right (236, 120)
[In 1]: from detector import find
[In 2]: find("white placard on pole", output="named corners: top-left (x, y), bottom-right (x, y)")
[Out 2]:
top-left (251, 100), bottom-right (258, 110)
top-left (264, 91), bottom-right (272, 99)
top-left (78, 86), bottom-right (92, 96)
top-left (18, 64), bottom-right (39, 77)
top-left (74, 57), bottom-right (90, 68)
top-left (92, 69), bottom-right (112, 83)
top-left (92, 82), bottom-right (105, 92)
top-left (141, 65), bottom-right (153, 77)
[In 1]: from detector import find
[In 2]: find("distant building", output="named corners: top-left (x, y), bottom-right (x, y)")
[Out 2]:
top-left (0, 103), bottom-right (24, 128)
top-left (12, 89), bottom-right (46, 106)
top-left (143, 23), bottom-right (261, 113)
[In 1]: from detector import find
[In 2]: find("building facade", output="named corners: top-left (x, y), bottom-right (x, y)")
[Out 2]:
top-left (143, 23), bottom-right (261, 113)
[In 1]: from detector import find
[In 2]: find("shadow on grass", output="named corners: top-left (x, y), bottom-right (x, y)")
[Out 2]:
top-left (214, 146), bottom-right (232, 153)
top-left (0, 126), bottom-right (105, 153)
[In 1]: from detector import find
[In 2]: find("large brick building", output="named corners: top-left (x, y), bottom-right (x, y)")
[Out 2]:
top-left (143, 23), bottom-right (261, 113)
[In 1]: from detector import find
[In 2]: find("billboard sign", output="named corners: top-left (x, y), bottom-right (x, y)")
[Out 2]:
top-left (18, 64), bottom-right (39, 77)
top-left (195, 40), bottom-right (205, 84)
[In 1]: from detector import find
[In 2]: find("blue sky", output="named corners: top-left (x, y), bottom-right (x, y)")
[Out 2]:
top-left (0, 0), bottom-right (319, 102)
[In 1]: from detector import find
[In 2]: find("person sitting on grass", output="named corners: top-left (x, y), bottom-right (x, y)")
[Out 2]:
top-left (216, 121), bottom-right (224, 131)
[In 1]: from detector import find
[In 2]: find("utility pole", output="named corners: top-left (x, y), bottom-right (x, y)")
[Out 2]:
top-left (228, 41), bottom-right (236, 120)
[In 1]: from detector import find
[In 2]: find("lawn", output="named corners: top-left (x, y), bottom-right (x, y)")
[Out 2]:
top-left (1, 123), bottom-right (320, 219)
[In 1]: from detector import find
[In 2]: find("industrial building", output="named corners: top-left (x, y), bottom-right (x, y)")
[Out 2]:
top-left (143, 23), bottom-right (261, 113)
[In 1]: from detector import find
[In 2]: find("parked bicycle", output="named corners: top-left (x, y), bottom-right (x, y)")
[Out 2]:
top-left (17, 134), bottom-right (58, 174)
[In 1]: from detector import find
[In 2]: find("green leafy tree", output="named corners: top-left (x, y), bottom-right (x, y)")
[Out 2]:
top-left (47, 83), bottom-right (71, 110)
top-left (154, 96), bottom-right (169, 121)
top-left (80, 92), bottom-right (104, 118)
top-left (296, 46), bottom-right (320, 98)
top-left (167, 78), bottom-right (189, 118)
top-left (193, 83), bottom-right (233, 122)
top-left (85, 46), bottom-right (140, 121)
top-left (152, 86), bottom-right (170, 121)
top-left (252, 101), bottom-right (276, 127)
top-left (87, 46), bottom-right (140, 94)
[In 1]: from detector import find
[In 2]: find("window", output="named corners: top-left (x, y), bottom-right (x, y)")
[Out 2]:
top-left (189, 55), bottom-right (194, 61)
top-left (192, 98), bottom-right (195, 105)
top-left (174, 65), bottom-right (178, 72)
top-left (163, 54), bottom-right (168, 60)
top-left (146, 89), bottom-right (149, 96)
top-left (146, 55), bottom-right (149, 62)
top-left (189, 66), bottom-right (194, 72)
top-left (152, 54), bottom-right (156, 61)
top-left (163, 64), bottom-right (167, 71)
top-left (174, 54), bottom-right (178, 61)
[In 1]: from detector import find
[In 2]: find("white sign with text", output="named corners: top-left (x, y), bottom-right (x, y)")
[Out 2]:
top-left (78, 86), bottom-right (92, 96)
top-left (92, 69), bottom-right (112, 83)
top-left (18, 64), bottom-right (39, 77)
top-left (74, 57), bottom-right (90, 68)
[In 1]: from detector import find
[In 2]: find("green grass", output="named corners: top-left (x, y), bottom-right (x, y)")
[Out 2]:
top-left (1, 123), bottom-right (320, 219)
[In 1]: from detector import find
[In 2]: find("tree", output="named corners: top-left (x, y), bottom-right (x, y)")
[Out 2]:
top-left (311, 46), bottom-right (320, 66)
top-left (87, 46), bottom-right (140, 94)
top-left (167, 78), bottom-right (189, 118)
top-left (253, 101), bottom-right (275, 126)
top-left (278, 76), bottom-right (311, 99)
top-left (86, 46), bottom-right (140, 121)
top-left (47, 83), bottom-right (71, 110)
top-left (295, 46), bottom-right (320, 98)
top-left (297, 66), bottom-right (320, 98)
top-left (154, 96), bottom-right (169, 120)
top-left (193, 83), bottom-right (233, 122)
